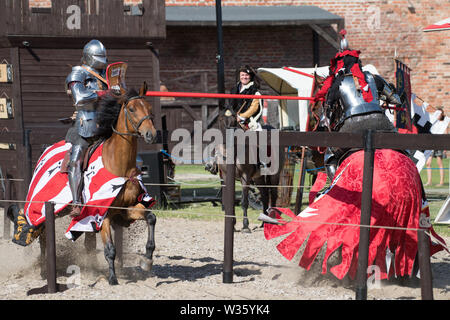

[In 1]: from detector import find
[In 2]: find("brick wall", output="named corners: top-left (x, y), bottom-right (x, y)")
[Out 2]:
top-left (153, 24), bottom-right (335, 94)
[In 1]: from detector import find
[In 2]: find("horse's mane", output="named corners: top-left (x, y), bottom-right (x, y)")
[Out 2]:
top-left (95, 88), bottom-right (140, 138)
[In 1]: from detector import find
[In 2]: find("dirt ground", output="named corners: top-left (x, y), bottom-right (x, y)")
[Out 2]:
top-left (0, 213), bottom-right (449, 301)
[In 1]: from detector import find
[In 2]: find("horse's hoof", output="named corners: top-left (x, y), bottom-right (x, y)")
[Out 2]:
top-left (140, 257), bottom-right (153, 272)
top-left (108, 276), bottom-right (119, 285)
top-left (242, 227), bottom-right (251, 233)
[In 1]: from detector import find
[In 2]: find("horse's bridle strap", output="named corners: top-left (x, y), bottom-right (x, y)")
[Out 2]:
top-left (111, 96), bottom-right (152, 137)
top-left (127, 95), bottom-right (145, 102)
top-left (124, 105), bottom-right (152, 133)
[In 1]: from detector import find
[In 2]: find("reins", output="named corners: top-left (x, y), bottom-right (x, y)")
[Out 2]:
top-left (111, 95), bottom-right (153, 137)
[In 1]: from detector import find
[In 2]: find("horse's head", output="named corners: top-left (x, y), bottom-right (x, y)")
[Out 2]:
top-left (220, 107), bottom-right (239, 130)
top-left (121, 82), bottom-right (157, 143)
top-left (312, 71), bottom-right (325, 112)
top-left (96, 82), bottom-right (157, 143)
top-left (308, 71), bottom-right (326, 132)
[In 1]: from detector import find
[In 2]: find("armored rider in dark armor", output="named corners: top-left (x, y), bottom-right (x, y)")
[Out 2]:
top-left (65, 39), bottom-right (109, 216)
top-left (312, 30), bottom-right (402, 181)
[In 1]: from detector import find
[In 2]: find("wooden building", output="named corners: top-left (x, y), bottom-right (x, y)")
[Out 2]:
top-left (0, 0), bottom-right (166, 200)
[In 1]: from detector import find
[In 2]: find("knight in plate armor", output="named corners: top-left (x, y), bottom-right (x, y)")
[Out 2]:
top-left (312, 30), bottom-right (402, 181)
top-left (65, 39), bottom-right (109, 216)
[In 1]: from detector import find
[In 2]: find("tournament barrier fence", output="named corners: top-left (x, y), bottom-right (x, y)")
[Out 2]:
top-left (1, 90), bottom-right (449, 300)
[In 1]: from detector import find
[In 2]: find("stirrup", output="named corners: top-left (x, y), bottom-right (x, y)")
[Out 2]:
top-left (70, 202), bottom-right (83, 217)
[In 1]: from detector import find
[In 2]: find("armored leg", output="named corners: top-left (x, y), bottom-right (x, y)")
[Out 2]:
top-left (324, 147), bottom-right (338, 182)
top-left (68, 144), bottom-right (88, 216)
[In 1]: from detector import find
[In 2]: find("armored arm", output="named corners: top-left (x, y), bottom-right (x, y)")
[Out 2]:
top-left (65, 66), bottom-right (98, 110)
top-left (373, 74), bottom-right (401, 105)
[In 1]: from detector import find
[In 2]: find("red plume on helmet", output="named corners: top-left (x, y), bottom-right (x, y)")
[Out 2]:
top-left (339, 29), bottom-right (349, 52)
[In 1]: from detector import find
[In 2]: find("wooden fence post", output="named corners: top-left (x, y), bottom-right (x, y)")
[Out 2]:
top-left (355, 130), bottom-right (375, 300)
top-left (45, 201), bottom-right (57, 293)
top-left (2, 175), bottom-right (11, 239)
top-left (223, 133), bottom-right (236, 283)
top-left (417, 217), bottom-right (434, 300)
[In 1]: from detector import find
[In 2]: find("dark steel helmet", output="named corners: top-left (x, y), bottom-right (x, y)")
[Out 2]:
top-left (82, 39), bottom-right (107, 70)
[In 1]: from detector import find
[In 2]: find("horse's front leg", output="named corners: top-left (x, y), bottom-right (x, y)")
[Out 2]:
top-left (254, 177), bottom-right (270, 228)
top-left (38, 230), bottom-right (46, 279)
top-left (100, 216), bottom-right (118, 285)
top-left (240, 177), bottom-right (251, 233)
top-left (126, 204), bottom-right (156, 272)
top-left (142, 210), bottom-right (156, 271)
top-left (269, 176), bottom-right (279, 208)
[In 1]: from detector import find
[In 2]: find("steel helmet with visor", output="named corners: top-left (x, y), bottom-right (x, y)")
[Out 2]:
top-left (82, 39), bottom-right (108, 71)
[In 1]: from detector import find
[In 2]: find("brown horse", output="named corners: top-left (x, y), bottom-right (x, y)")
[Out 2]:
top-left (93, 82), bottom-right (157, 285)
top-left (9, 82), bottom-right (157, 285)
top-left (211, 109), bottom-right (284, 232)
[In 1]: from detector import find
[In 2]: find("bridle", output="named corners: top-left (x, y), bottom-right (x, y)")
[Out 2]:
top-left (111, 95), bottom-right (154, 137)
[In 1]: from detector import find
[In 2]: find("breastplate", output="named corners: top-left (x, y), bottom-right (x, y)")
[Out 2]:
top-left (85, 69), bottom-right (108, 91)
top-left (338, 72), bottom-right (382, 121)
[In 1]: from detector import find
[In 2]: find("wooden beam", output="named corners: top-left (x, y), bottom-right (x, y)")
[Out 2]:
top-left (207, 107), bottom-right (220, 128)
top-left (273, 131), bottom-right (450, 151)
top-left (150, 46), bottom-right (163, 150)
top-left (201, 72), bottom-right (208, 130)
top-left (166, 19), bottom-right (344, 27)
top-left (181, 104), bottom-right (200, 121)
top-left (309, 24), bottom-right (340, 51)
top-left (312, 29), bottom-right (320, 66)
top-left (10, 46), bottom-right (27, 202)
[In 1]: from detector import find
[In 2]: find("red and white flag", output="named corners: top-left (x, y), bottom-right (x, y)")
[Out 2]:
top-left (24, 140), bottom-right (127, 240)
top-left (423, 18), bottom-right (450, 32)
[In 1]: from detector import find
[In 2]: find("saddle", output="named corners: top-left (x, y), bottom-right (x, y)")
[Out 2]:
top-left (333, 146), bottom-right (411, 169)
top-left (60, 138), bottom-right (105, 173)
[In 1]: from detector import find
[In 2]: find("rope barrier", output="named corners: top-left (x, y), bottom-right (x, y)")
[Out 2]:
top-left (0, 198), bottom-right (448, 237)
top-left (143, 181), bottom-right (313, 188)
top-left (1, 198), bottom-right (448, 259)
top-left (0, 177), bottom-right (444, 190)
